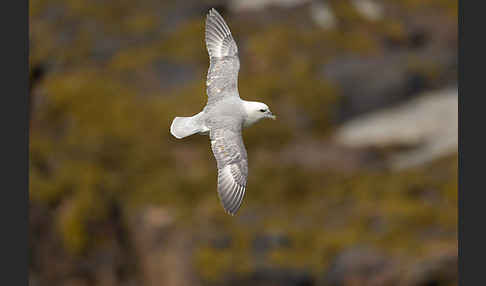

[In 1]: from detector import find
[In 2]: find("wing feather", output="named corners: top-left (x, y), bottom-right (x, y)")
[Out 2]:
top-left (210, 123), bottom-right (248, 215)
top-left (205, 9), bottom-right (238, 58)
top-left (205, 8), bottom-right (240, 106)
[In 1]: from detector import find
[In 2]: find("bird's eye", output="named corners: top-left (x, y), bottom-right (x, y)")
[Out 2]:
top-left (259, 109), bottom-right (266, 112)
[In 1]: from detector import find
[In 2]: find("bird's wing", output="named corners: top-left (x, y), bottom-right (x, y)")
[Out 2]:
top-left (209, 119), bottom-right (248, 215)
top-left (205, 8), bottom-right (240, 106)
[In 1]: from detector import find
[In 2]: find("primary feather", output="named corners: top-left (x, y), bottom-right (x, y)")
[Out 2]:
top-left (205, 9), bottom-right (241, 106)
top-left (205, 8), bottom-right (238, 59)
top-left (210, 122), bottom-right (248, 215)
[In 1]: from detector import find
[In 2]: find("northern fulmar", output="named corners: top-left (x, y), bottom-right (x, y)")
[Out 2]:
top-left (170, 8), bottom-right (276, 215)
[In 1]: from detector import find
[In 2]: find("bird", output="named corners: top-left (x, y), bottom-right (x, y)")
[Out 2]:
top-left (170, 8), bottom-right (276, 215)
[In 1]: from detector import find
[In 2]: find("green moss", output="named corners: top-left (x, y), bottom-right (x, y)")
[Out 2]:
top-left (195, 229), bottom-right (253, 282)
top-left (57, 182), bottom-right (109, 255)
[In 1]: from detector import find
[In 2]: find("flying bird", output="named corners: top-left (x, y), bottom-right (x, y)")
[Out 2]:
top-left (170, 8), bottom-right (276, 215)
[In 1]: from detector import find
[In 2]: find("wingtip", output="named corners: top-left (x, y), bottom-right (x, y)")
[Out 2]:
top-left (208, 8), bottom-right (217, 17)
top-left (218, 194), bottom-right (240, 216)
top-left (217, 197), bottom-right (238, 216)
top-left (208, 8), bottom-right (225, 20)
top-left (224, 206), bottom-right (238, 216)
top-left (226, 210), bottom-right (237, 216)
top-left (217, 187), bottom-right (241, 216)
top-left (222, 196), bottom-right (243, 216)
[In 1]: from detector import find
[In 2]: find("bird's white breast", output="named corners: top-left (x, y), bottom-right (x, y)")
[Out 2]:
top-left (243, 115), bottom-right (260, 128)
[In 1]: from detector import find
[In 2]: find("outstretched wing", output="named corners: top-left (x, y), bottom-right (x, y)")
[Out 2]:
top-left (205, 8), bottom-right (240, 105)
top-left (209, 119), bottom-right (248, 215)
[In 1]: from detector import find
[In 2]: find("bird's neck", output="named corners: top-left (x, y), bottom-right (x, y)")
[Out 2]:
top-left (242, 100), bottom-right (261, 128)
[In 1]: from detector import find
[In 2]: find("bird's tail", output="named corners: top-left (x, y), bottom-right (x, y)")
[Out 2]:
top-left (170, 115), bottom-right (204, 139)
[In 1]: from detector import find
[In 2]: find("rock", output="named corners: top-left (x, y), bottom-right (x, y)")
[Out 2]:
top-left (280, 140), bottom-right (385, 172)
top-left (210, 234), bottom-right (232, 249)
top-left (252, 233), bottom-right (292, 254)
top-left (351, 0), bottom-right (383, 21)
top-left (324, 246), bottom-right (457, 286)
top-left (129, 206), bottom-right (200, 286)
top-left (140, 206), bottom-right (175, 231)
top-left (310, 1), bottom-right (336, 29)
top-left (229, 268), bottom-right (315, 286)
top-left (251, 232), bottom-right (292, 267)
top-left (229, 0), bottom-right (312, 13)
top-left (334, 88), bottom-right (458, 170)
top-left (402, 249), bottom-right (458, 286)
top-left (323, 53), bottom-right (429, 121)
top-left (322, 32), bottom-right (457, 121)
top-left (324, 246), bottom-right (399, 286)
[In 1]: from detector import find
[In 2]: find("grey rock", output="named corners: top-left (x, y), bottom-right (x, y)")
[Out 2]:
top-left (334, 88), bottom-right (458, 170)
top-left (229, 268), bottom-right (314, 286)
top-left (310, 1), bottom-right (336, 29)
top-left (401, 249), bottom-right (457, 286)
top-left (252, 233), bottom-right (292, 253)
top-left (229, 0), bottom-right (312, 12)
top-left (325, 246), bottom-right (398, 286)
top-left (351, 0), bottom-right (384, 21)
top-left (323, 53), bottom-right (428, 121)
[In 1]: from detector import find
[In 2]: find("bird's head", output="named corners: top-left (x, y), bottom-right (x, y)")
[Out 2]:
top-left (243, 101), bottom-right (276, 127)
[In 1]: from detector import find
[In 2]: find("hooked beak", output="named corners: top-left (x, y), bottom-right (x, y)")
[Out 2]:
top-left (266, 111), bottom-right (276, 120)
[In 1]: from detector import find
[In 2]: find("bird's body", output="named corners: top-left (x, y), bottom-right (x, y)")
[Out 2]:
top-left (170, 9), bottom-right (275, 215)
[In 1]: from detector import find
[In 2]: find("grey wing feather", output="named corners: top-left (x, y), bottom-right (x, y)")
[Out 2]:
top-left (209, 120), bottom-right (248, 215)
top-left (205, 8), bottom-right (240, 105)
top-left (205, 9), bottom-right (238, 59)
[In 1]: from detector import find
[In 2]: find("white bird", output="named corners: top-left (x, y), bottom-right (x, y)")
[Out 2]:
top-left (170, 8), bottom-right (276, 215)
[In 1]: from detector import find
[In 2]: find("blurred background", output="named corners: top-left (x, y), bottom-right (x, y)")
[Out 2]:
top-left (29, 0), bottom-right (457, 285)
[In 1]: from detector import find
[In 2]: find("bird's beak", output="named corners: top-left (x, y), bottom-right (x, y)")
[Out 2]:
top-left (267, 111), bottom-right (276, 120)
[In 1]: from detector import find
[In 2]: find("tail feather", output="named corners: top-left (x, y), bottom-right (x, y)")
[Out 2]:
top-left (170, 116), bottom-right (204, 139)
